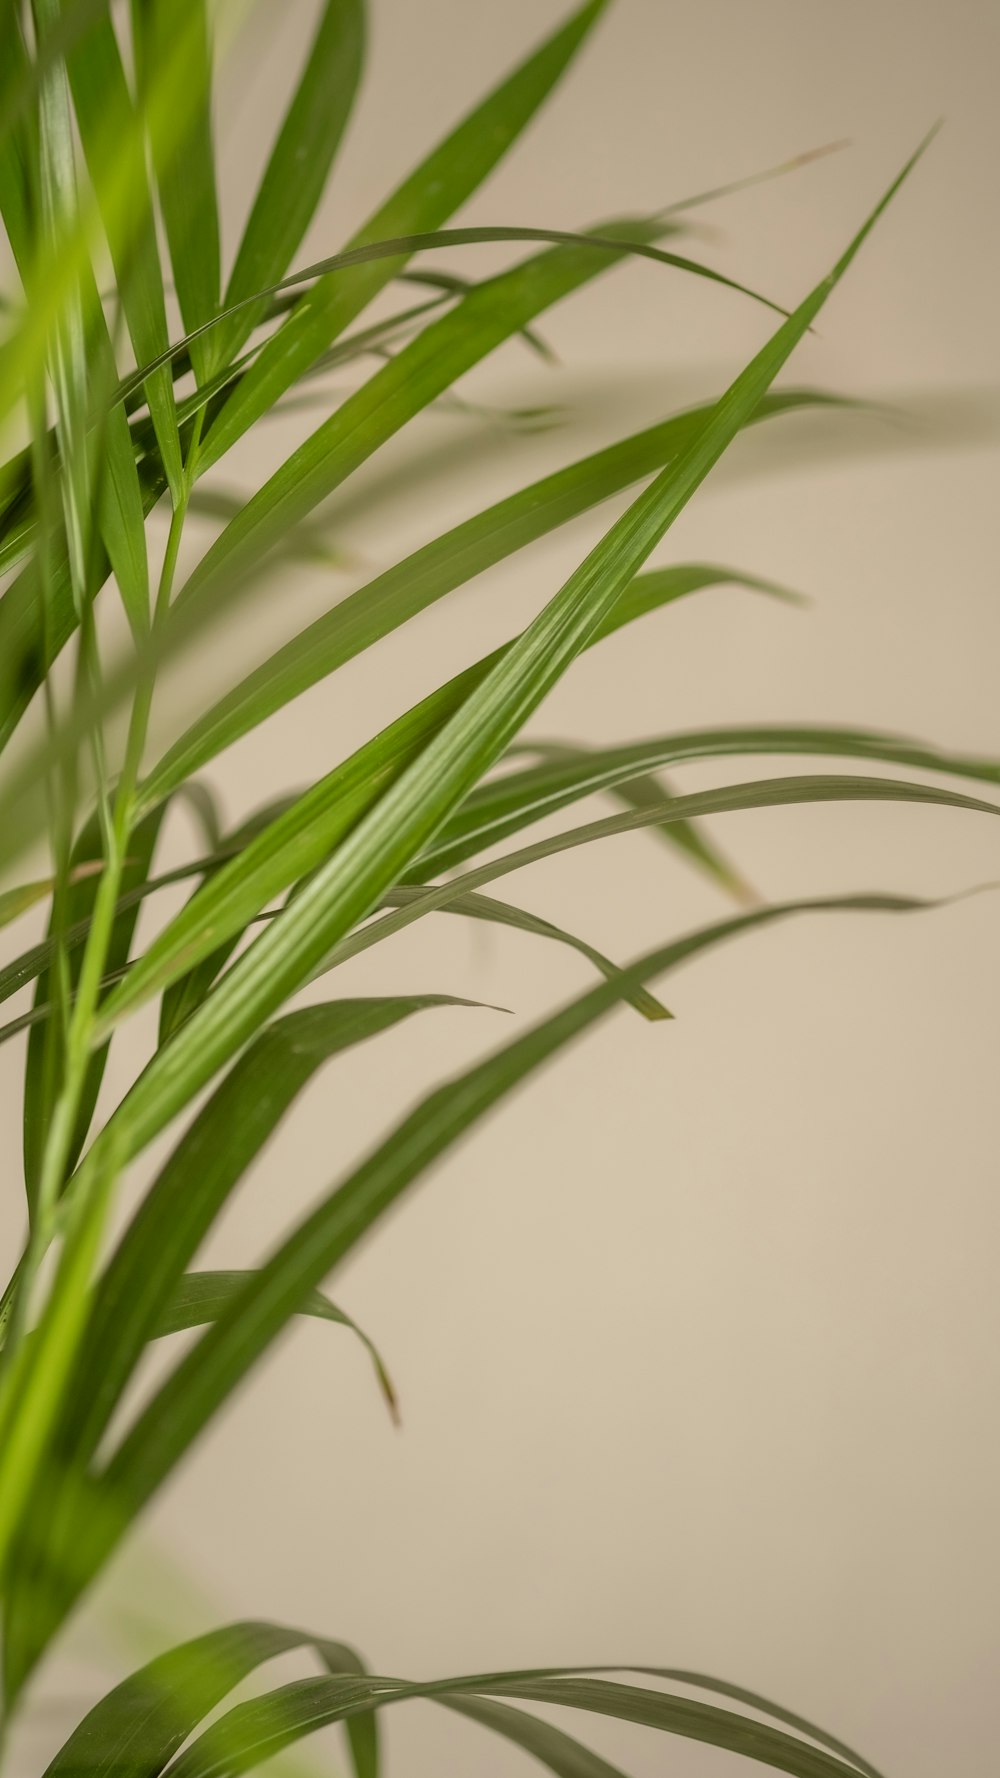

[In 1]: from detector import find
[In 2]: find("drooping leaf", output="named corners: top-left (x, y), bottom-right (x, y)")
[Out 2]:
top-left (319, 774), bottom-right (1000, 976)
top-left (52, 998), bottom-right (489, 1473)
top-left (39, 1620), bottom-right (377, 1778)
top-left (416, 712), bottom-right (1000, 877)
top-left (110, 1660), bottom-right (882, 1778)
top-left (380, 884), bottom-right (670, 1020)
top-left (0, 872), bottom-right (670, 1057)
top-left (40, 1632), bottom-right (882, 1778)
top-left (153, 1272), bottom-right (398, 1424)
top-left (441, 1694), bottom-right (633, 1778)
top-left (514, 743), bottom-right (759, 903)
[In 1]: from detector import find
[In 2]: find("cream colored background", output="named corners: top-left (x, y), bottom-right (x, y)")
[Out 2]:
top-left (6, 0), bottom-right (1000, 1772)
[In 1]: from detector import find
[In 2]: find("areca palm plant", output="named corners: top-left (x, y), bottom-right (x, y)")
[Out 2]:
top-left (0, 1), bottom-right (993, 1774)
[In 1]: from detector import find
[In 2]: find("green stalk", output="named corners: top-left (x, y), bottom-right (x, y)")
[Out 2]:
top-left (4, 422), bottom-right (198, 1355)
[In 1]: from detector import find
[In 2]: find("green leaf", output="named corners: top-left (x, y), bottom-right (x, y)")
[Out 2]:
top-left (63, 1), bottom-right (183, 497)
top-left (154, 1272), bottom-right (398, 1424)
top-left (3, 224), bottom-right (149, 633)
top-left (17, 885), bottom-right (963, 1679)
top-left (499, 566), bottom-right (792, 905)
top-left (417, 710), bottom-right (1000, 876)
top-left (0, 9), bottom-right (35, 277)
top-left (380, 884), bottom-right (671, 1021)
top-left (485, 1678), bottom-right (874, 1778)
top-left (105, 891), bottom-right (970, 1506)
top-left (0, 37), bottom-right (144, 621)
top-left (39, 1620), bottom-right (377, 1778)
top-left (517, 744), bottom-right (760, 903)
top-left (16, 755), bottom-right (996, 1062)
top-left (2, 996), bottom-right (498, 1695)
top-left (21, 141), bottom-right (933, 1193)
top-left (441, 1694), bottom-right (633, 1778)
top-left (214, 0), bottom-right (366, 366)
top-left (115, 1664), bottom-right (882, 1778)
top-left (157, 796), bottom-right (301, 1046)
top-left (130, 0), bottom-right (220, 385)
top-left (0, 288), bottom-right (450, 584)
top-left (2, 716), bottom-right (996, 1031)
top-left (178, 215), bottom-right (780, 601)
top-left (0, 0), bottom-right (113, 154)
top-left (102, 556), bottom-right (801, 1053)
top-left (0, 1), bottom-right (146, 636)
top-left (445, 1676), bottom-right (881, 1778)
top-left (0, 874), bottom-right (668, 1056)
top-left (41, 1632), bottom-right (881, 1778)
top-left (88, 312), bottom-right (152, 636)
top-left (96, 556), bottom-right (766, 1046)
top-left (200, 0), bottom-right (613, 461)
top-left (111, 219), bottom-right (780, 419)
top-left (0, 876), bottom-right (65, 932)
top-left (0, 225), bottom-right (788, 768)
top-left (145, 397), bottom-right (819, 804)
top-left (0, 398), bottom-right (169, 760)
top-left (316, 774), bottom-right (1000, 982)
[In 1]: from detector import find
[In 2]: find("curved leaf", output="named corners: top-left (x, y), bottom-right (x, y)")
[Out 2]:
top-left (40, 1620), bottom-right (376, 1778)
top-left (105, 562), bottom-right (752, 1044)
top-left (33, 147), bottom-right (935, 1195)
top-left (441, 1694), bottom-right (633, 1778)
top-left (0, 872), bottom-right (668, 1056)
top-left (41, 1632), bottom-right (881, 1778)
top-left (317, 773), bottom-right (1000, 976)
top-left (176, 215), bottom-right (781, 603)
top-left (150, 1666), bottom-right (876, 1778)
top-left (0, 215), bottom-right (771, 765)
top-left (144, 403), bottom-right (817, 804)
top-left (2, 719), bottom-right (997, 1028)
top-left (417, 719), bottom-right (1000, 877)
top-left (55, 997), bottom-right (488, 1469)
top-left (521, 746), bottom-right (760, 903)
top-left (154, 1272), bottom-right (398, 1424)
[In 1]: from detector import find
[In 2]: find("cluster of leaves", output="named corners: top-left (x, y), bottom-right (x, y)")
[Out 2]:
top-left (0, 1), bottom-right (992, 1774)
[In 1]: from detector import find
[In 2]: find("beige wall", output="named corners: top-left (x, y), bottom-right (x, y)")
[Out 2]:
top-left (6, 0), bottom-right (1000, 1772)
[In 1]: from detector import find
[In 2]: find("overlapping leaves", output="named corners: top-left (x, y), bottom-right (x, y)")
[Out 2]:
top-left (0, 5), bottom-right (983, 1778)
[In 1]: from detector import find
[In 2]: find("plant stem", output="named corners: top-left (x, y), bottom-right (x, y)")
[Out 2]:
top-left (5, 448), bottom-right (196, 1354)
